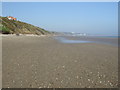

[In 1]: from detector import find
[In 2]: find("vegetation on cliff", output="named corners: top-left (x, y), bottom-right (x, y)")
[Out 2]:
top-left (0, 16), bottom-right (50, 35)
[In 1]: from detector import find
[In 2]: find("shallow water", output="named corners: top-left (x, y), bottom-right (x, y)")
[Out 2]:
top-left (61, 40), bottom-right (93, 43)
top-left (56, 37), bottom-right (93, 44)
top-left (55, 36), bottom-right (118, 47)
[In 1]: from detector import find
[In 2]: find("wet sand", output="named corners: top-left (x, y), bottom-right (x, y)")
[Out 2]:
top-left (2, 35), bottom-right (118, 88)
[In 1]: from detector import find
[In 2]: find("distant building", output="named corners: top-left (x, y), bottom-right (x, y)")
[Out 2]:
top-left (7, 16), bottom-right (17, 20)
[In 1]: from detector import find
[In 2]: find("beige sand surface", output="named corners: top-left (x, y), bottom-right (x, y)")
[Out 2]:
top-left (0, 36), bottom-right (2, 89)
top-left (2, 36), bottom-right (118, 88)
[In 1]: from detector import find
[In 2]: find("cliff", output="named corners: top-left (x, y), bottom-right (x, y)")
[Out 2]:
top-left (0, 16), bottom-right (50, 35)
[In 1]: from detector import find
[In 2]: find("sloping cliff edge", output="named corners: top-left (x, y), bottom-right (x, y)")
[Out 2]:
top-left (0, 16), bottom-right (51, 35)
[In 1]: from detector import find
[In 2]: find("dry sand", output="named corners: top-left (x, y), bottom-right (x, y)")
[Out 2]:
top-left (2, 35), bottom-right (118, 88)
top-left (0, 36), bottom-right (2, 89)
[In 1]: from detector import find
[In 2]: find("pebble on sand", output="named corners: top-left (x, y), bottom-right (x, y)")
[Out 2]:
top-left (62, 66), bottom-right (65, 68)
top-left (88, 79), bottom-right (90, 81)
top-left (13, 80), bottom-right (15, 83)
top-left (56, 78), bottom-right (58, 80)
top-left (99, 81), bottom-right (102, 83)
top-left (61, 80), bottom-right (63, 83)
top-left (38, 86), bottom-right (42, 88)
top-left (76, 76), bottom-right (79, 79)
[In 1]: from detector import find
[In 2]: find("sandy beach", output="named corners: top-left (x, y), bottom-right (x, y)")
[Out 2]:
top-left (2, 35), bottom-right (118, 88)
top-left (0, 36), bottom-right (2, 89)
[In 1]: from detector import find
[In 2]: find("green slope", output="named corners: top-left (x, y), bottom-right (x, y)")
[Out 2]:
top-left (0, 16), bottom-right (50, 35)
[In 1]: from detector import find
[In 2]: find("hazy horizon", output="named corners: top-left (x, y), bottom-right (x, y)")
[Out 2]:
top-left (2, 2), bottom-right (118, 36)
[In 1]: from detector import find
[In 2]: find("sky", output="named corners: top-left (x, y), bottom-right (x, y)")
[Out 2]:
top-left (1, 0), bottom-right (119, 2)
top-left (2, 2), bottom-right (118, 36)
